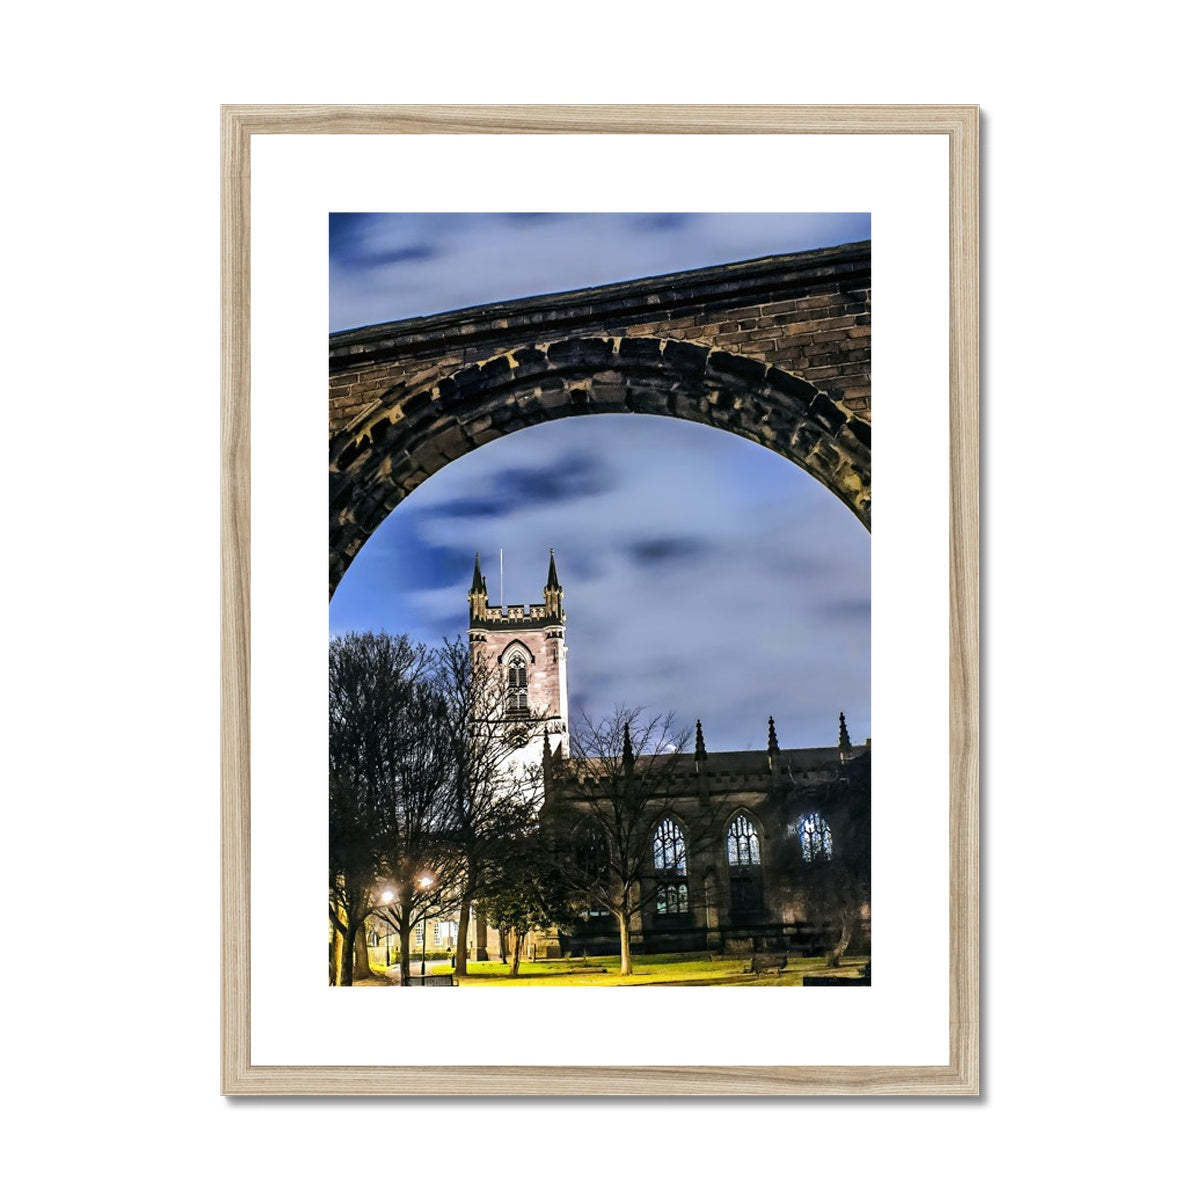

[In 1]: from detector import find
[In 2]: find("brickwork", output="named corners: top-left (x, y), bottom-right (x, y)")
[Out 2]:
top-left (330, 241), bottom-right (870, 594)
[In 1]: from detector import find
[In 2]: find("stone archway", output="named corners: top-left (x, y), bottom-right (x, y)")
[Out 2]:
top-left (330, 243), bottom-right (870, 595)
top-left (330, 339), bottom-right (869, 594)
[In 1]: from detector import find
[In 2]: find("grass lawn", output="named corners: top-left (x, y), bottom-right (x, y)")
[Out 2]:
top-left (431, 951), bottom-right (870, 986)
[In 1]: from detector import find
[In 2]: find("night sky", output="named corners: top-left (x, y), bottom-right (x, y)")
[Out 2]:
top-left (329, 214), bottom-right (871, 752)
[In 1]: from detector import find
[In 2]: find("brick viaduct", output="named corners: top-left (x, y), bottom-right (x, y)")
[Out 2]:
top-left (329, 240), bottom-right (870, 595)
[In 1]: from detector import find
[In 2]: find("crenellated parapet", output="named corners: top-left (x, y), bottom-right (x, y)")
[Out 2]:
top-left (469, 602), bottom-right (564, 632)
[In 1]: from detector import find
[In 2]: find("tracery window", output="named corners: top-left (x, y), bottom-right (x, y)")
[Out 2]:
top-left (797, 812), bottom-right (834, 862)
top-left (653, 817), bottom-right (687, 874)
top-left (727, 813), bottom-right (764, 914)
top-left (652, 817), bottom-right (689, 915)
top-left (506, 654), bottom-right (529, 714)
top-left (726, 814), bottom-right (761, 867)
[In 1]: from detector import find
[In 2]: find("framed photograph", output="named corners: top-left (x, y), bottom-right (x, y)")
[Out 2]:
top-left (221, 105), bottom-right (978, 1095)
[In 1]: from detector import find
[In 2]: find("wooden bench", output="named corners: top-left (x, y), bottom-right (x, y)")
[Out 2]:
top-left (406, 973), bottom-right (456, 986)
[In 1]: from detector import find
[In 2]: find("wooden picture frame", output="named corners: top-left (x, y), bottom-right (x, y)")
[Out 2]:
top-left (221, 104), bottom-right (979, 1096)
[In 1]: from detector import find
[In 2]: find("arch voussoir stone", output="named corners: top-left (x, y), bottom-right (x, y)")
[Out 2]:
top-left (330, 243), bottom-right (870, 595)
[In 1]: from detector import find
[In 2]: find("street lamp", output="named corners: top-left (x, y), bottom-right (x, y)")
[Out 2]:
top-left (380, 890), bottom-right (396, 966)
top-left (418, 874), bottom-right (433, 977)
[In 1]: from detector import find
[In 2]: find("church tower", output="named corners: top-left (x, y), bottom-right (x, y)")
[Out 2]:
top-left (468, 549), bottom-right (569, 771)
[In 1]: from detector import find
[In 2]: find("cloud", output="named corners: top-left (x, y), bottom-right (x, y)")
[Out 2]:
top-left (417, 495), bottom-right (509, 521)
top-left (627, 536), bottom-right (707, 567)
top-left (417, 450), bottom-right (615, 525)
top-left (629, 212), bottom-right (695, 232)
top-left (330, 211), bottom-right (870, 331)
top-left (817, 598), bottom-right (872, 623)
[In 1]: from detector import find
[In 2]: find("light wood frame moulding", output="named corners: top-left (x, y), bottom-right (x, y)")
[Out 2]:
top-left (221, 104), bottom-right (979, 1096)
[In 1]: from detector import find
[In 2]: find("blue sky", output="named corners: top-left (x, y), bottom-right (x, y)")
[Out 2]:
top-left (329, 214), bottom-right (870, 752)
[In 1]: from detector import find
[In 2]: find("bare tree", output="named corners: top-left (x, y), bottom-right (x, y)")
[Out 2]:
top-left (328, 632), bottom-right (429, 986)
top-left (329, 632), bottom-right (563, 985)
top-left (433, 638), bottom-right (544, 978)
top-left (368, 667), bottom-right (465, 986)
top-left (545, 706), bottom-right (698, 976)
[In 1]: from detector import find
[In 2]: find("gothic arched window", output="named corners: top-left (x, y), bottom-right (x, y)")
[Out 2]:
top-left (506, 653), bottom-right (528, 714)
top-left (653, 817), bottom-right (687, 874)
top-left (652, 817), bottom-right (689, 915)
top-left (727, 813), bottom-right (764, 914)
top-left (797, 812), bottom-right (834, 863)
top-left (726, 814), bottom-right (761, 867)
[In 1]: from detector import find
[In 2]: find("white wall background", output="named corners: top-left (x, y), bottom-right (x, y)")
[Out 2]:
top-left (4, 3), bottom-right (1192, 1196)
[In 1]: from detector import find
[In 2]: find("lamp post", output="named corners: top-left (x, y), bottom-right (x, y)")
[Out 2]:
top-left (380, 890), bottom-right (396, 966)
top-left (418, 875), bottom-right (433, 977)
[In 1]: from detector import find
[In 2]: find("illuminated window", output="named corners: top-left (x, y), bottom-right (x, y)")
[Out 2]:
top-left (657, 882), bottom-right (689, 915)
top-left (727, 814), bottom-right (763, 914)
top-left (726, 814), bottom-right (761, 866)
top-left (653, 818), bottom-right (689, 914)
top-left (797, 812), bottom-right (834, 862)
top-left (653, 818), bottom-right (687, 874)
